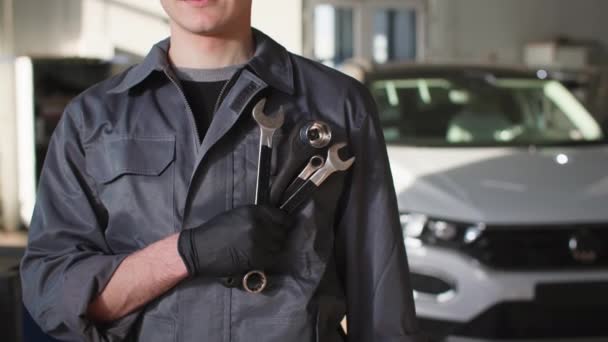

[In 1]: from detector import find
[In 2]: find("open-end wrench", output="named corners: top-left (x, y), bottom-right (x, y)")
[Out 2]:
top-left (280, 143), bottom-right (355, 214)
top-left (244, 98), bottom-right (284, 294)
top-left (252, 98), bottom-right (285, 205)
top-left (281, 155), bottom-right (325, 203)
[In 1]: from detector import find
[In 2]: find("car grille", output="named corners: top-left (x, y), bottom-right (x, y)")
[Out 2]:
top-left (419, 282), bottom-right (608, 339)
top-left (461, 224), bottom-right (608, 270)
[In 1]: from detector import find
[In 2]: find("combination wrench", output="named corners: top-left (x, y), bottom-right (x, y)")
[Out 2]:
top-left (252, 98), bottom-right (285, 205)
top-left (270, 120), bottom-right (332, 206)
top-left (300, 121), bottom-right (332, 149)
top-left (244, 98), bottom-right (284, 294)
top-left (280, 143), bottom-right (355, 214)
top-left (281, 155), bottom-right (325, 203)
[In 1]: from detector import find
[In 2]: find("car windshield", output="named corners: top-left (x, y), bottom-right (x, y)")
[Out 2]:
top-left (370, 75), bottom-right (606, 146)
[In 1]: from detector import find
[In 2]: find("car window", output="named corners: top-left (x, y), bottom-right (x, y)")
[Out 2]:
top-left (370, 76), bottom-right (605, 146)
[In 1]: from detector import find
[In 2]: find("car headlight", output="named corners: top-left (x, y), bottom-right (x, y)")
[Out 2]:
top-left (400, 213), bottom-right (485, 248)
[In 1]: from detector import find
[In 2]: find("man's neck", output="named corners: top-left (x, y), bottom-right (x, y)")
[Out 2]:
top-left (168, 24), bottom-right (254, 69)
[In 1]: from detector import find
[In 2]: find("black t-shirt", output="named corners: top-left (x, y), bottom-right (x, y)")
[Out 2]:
top-left (175, 64), bottom-right (242, 143)
top-left (181, 80), bottom-right (227, 143)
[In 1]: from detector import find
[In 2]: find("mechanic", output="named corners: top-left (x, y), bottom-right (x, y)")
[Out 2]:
top-left (20, 0), bottom-right (421, 341)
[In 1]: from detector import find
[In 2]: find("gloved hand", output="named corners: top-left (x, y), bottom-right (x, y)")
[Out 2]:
top-left (177, 205), bottom-right (293, 277)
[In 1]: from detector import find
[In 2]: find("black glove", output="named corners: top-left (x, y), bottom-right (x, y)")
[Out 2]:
top-left (177, 205), bottom-right (292, 277)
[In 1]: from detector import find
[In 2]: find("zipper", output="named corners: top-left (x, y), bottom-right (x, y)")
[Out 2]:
top-left (211, 67), bottom-right (244, 115)
top-left (163, 69), bottom-right (202, 151)
top-left (213, 77), bottom-right (232, 115)
top-left (164, 68), bottom-right (241, 151)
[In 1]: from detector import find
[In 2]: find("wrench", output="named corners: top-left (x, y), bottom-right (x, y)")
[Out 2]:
top-left (300, 121), bottom-right (332, 149)
top-left (280, 143), bottom-right (355, 214)
top-left (252, 98), bottom-right (285, 205)
top-left (269, 120), bottom-right (332, 206)
top-left (243, 98), bottom-right (284, 294)
top-left (281, 155), bottom-right (325, 203)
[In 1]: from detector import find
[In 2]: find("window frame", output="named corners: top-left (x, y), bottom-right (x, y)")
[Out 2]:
top-left (303, 0), bottom-right (428, 64)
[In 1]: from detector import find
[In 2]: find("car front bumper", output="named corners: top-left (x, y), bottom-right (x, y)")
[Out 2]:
top-left (445, 337), bottom-right (607, 342)
top-left (407, 240), bottom-right (608, 339)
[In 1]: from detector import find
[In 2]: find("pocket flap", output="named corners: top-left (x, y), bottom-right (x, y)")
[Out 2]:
top-left (86, 136), bottom-right (175, 184)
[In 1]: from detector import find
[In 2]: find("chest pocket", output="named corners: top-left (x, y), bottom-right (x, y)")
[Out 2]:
top-left (85, 136), bottom-right (176, 252)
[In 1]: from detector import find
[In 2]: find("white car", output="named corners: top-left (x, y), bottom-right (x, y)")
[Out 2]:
top-left (346, 63), bottom-right (608, 341)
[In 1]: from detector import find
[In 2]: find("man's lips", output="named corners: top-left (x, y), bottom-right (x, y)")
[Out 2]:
top-left (183, 0), bottom-right (211, 7)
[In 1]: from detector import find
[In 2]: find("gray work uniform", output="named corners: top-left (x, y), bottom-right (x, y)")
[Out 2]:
top-left (20, 29), bottom-right (422, 342)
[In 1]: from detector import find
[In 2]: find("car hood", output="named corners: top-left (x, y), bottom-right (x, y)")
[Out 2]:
top-left (388, 145), bottom-right (608, 225)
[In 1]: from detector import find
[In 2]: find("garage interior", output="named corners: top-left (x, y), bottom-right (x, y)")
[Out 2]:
top-left (2, 0), bottom-right (608, 341)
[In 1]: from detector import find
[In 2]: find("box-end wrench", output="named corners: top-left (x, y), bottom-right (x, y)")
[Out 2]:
top-left (281, 155), bottom-right (325, 203)
top-left (300, 121), bottom-right (332, 149)
top-left (252, 98), bottom-right (285, 205)
top-left (280, 143), bottom-right (355, 214)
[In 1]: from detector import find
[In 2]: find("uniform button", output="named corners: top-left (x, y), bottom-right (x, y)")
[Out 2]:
top-left (222, 276), bottom-right (237, 288)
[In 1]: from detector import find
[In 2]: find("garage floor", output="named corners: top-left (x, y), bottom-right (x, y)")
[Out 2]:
top-left (0, 239), bottom-right (24, 342)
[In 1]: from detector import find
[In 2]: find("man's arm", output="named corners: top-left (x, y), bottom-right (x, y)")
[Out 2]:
top-left (87, 234), bottom-right (188, 322)
top-left (20, 107), bottom-right (182, 341)
top-left (334, 81), bottom-right (422, 341)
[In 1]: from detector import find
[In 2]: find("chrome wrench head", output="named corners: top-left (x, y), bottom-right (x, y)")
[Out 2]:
top-left (309, 143), bottom-right (355, 186)
top-left (252, 98), bottom-right (285, 147)
top-left (300, 121), bottom-right (332, 149)
top-left (297, 155), bottom-right (325, 180)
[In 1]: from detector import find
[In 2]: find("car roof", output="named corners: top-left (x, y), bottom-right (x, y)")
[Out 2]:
top-left (357, 62), bottom-right (542, 81)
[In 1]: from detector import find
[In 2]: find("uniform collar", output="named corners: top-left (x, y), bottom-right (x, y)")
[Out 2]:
top-left (108, 28), bottom-right (294, 95)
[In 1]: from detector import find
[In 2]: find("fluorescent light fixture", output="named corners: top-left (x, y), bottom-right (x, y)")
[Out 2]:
top-left (15, 57), bottom-right (36, 227)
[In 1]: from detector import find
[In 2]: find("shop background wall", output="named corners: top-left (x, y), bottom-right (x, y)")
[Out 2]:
top-left (427, 0), bottom-right (608, 64)
top-left (13, 0), bottom-right (82, 56)
top-left (252, 0), bottom-right (303, 55)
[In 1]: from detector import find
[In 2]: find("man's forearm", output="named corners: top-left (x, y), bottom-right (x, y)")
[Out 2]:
top-left (87, 234), bottom-right (188, 322)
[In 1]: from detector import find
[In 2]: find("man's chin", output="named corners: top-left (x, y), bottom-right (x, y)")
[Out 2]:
top-left (173, 19), bottom-right (224, 36)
